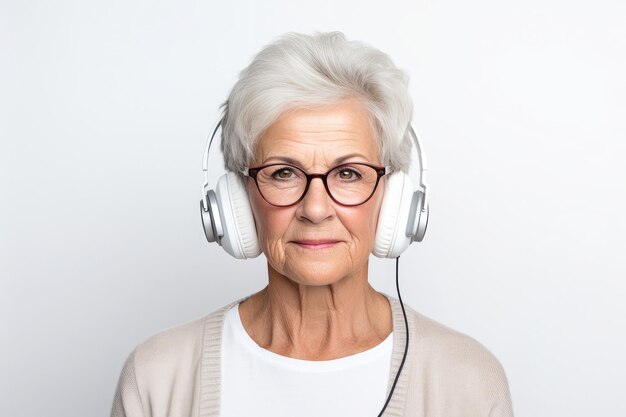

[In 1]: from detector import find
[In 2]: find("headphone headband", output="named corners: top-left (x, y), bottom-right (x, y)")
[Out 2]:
top-left (201, 110), bottom-right (225, 213)
top-left (407, 125), bottom-right (429, 212)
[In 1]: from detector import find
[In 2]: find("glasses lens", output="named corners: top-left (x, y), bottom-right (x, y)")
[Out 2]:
top-left (256, 165), bottom-right (307, 206)
top-left (328, 164), bottom-right (379, 205)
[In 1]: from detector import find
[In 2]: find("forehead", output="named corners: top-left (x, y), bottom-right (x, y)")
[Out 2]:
top-left (253, 97), bottom-right (380, 167)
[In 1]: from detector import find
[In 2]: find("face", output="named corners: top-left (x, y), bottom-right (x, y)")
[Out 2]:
top-left (246, 97), bottom-right (386, 286)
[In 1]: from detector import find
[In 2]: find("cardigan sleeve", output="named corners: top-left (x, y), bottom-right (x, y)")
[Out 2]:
top-left (110, 349), bottom-right (145, 417)
top-left (487, 359), bottom-right (515, 417)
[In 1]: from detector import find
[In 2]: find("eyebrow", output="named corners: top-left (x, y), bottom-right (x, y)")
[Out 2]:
top-left (262, 152), bottom-right (370, 167)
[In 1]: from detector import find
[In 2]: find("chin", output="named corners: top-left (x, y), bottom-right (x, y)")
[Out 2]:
top-left (285, 263), bottom-right (349, 286)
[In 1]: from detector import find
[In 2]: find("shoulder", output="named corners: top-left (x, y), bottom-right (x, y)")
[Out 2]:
top-left (403, 304), bottom-right (513, 413)
top-left (132, 296), bottom-right (243, 372)
top-left (132, 314), bottom-right (207, 374)
top-left (130, 299), bottom-right (238, 389)
top-left (112, 299), bottom-right (242, 416)
top-left (111, 301), bottom-right (234, 417)
top-left (408, 305), bottom-right (506, 373)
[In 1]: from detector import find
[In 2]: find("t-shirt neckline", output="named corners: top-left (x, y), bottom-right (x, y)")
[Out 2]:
top-left (227, 302), bottom-right (393, 372)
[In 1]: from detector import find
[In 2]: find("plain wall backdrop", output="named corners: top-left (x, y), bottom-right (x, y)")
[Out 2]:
top-left (1, 0), bottom-right (625, 416)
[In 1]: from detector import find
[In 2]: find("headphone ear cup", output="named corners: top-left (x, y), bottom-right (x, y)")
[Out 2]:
top-left (372, 171), bottom-right (415, 258)
top-left (214, 171), bottom-right (261, 259)
top-left (408, 190), bottom-right (429, 243)
top-left (200, 188), bottom-right (222, 244)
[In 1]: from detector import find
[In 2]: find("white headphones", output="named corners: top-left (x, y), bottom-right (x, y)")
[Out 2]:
top-left (200, 109), bottom-right (430, 260)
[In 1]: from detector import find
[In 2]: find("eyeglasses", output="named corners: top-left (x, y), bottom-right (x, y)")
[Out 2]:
top-left (241, 162), bottom-right (390, 207)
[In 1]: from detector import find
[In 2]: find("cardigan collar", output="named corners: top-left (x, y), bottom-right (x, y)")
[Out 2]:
top-left (198, 291), bottom-right (413, 417)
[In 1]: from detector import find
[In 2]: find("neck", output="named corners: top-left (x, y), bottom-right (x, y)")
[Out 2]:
top-left (238, 260), bottom-right (393, 361)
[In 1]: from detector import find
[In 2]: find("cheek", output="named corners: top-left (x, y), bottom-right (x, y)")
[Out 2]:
top-left (247, 185), bottom-right (290, 250)
top-left (341, 190), bottom-right (384, 248)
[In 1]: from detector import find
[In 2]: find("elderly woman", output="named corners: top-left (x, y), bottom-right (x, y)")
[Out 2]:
top-left (110, 31), bottom-right (513, 417)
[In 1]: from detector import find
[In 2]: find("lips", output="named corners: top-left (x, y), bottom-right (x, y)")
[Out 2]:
top-left (292, 239), bottom-right (341, 249)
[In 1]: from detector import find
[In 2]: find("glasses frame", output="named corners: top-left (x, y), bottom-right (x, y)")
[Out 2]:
top-left (241, 162), bottom-right (390, 207)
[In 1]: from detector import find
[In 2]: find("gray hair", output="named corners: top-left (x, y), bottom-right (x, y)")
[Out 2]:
top-left (219, 31), bottom-right (414, 176)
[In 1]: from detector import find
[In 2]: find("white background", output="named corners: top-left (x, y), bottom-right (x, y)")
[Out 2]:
top-left (1, 0), bottom-right (625, 416)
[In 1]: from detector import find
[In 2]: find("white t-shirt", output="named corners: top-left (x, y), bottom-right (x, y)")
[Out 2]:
top-left (220, 303), bottom-right (394, 417)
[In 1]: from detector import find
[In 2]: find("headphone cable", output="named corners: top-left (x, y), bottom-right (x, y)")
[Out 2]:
top-left (377, 255), bottom-right (409, 417)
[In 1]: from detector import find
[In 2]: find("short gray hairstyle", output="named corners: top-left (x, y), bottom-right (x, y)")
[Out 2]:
top-left (219, 31), bottom-right (414, 176)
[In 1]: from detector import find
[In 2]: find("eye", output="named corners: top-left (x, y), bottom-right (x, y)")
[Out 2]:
top-left (271, 167), bottom-right (297, 180)
top-left (337, 167), bottom-right (362, 180)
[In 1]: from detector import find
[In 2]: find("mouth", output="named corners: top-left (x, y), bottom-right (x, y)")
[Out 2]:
top-left (291, 240), bottom-right (342, 250)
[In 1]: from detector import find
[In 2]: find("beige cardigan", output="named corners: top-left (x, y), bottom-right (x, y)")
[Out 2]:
top-left (110, 292), bottom-right (514, 417)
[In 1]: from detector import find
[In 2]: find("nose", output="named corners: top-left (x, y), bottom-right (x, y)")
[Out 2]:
top-left (296, 177), bottom-right (335, 223)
